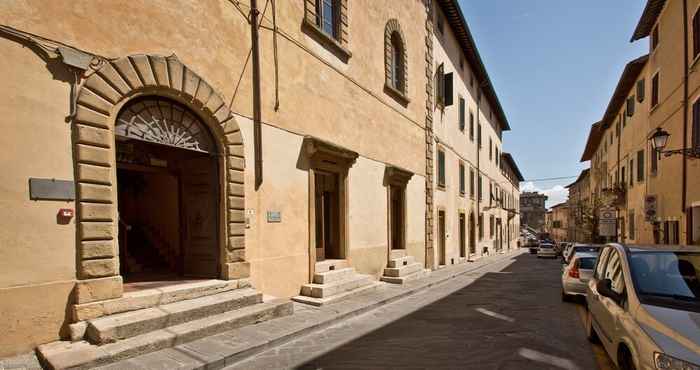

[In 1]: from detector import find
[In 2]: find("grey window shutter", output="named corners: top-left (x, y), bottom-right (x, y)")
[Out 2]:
top-left (637, 79), bottom-right (645, 103)
top-left (627, 97), bottom-right (635, 117)
top-left (444, 72), bottom-right (453, 106)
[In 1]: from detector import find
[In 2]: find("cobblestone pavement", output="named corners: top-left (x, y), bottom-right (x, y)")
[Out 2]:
top-left (228, 253), bottom-right (605, 370)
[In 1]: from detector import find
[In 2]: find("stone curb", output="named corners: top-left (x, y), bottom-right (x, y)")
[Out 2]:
top-left (99, 249), bottom-right (525, 370)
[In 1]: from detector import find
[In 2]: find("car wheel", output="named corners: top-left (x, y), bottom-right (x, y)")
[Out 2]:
top-left (618, 348), bottom-right (636, 370)
top-left (585, 309), bottom-right (599, 343)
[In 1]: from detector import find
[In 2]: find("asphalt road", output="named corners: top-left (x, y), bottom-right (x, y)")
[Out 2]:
top-left (229, 252), bottom-right (613, 370)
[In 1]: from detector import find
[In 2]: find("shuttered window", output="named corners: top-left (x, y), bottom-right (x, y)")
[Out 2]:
top-left (437, 149), bottom-right (446, 188)
top-left (435, 63), bottom-right (444, 107)
top-left (651, 73), bottom-right (659, 108)
top-left (444, 72), bottom-right (453, 106)
top-left (637, 79), bottom-right (645, 102)
top-left (469, 168), bottom-right (475, 198)
top-left (459, 97), bottom-right (465, 131)
top-left (469, 112), bottom-right (475, 141)
top-left (459, 162), bottom-right (465, 195)
top-left (693, 99), bottom-right (700, 148)
top-left (637, 150), bottom-right (645, 182)
top-left (651, 25), bottom-right (659, 51)
top-left (694, 8), bottom-right (700, 59)
top-left (627, 96), bottom-right (635, 117)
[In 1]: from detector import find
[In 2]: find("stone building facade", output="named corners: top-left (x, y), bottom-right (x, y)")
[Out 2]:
top-left (545, 202), bottom-right (569, 242)
top-left (430, 0), bottom-right (520, 266)
top-left (0, 0), bottom-right (519, 360)
top-left (579, 0), bottom-right (700, 246)
top-left (520, 192), bottom-right (548, 232)
top-left (566, 168), bottom-right (593, 243)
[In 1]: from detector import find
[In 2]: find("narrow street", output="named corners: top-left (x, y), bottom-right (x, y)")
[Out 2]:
top-left (228, 253), bottom-right (613, 370)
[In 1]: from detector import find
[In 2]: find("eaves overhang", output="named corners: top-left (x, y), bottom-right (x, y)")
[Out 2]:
top-left (436, 0), bottom-right (510, 131)
top-left (631, 0), bottom-right (667, 42)
top-left (580, 121), bottom-right (602, 162)
top-left (501, 152), bottom-right (525, 182)
top-left (600, 54), bottom-right (649, 130)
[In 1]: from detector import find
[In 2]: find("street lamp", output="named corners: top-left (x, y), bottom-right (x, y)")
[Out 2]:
top-left (648, 127), bottom-right (700, 159)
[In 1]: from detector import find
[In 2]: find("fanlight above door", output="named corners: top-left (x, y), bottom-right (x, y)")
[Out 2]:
top-left (116, 97), bottom-right (214, 153)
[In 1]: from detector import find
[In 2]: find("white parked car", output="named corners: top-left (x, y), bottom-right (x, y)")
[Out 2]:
top-left (537, 243), bottom-right (557, 258)
top-left (561, 251), bottom-right (598, 301)
top-left (585, 244), bottom-right (700, 370)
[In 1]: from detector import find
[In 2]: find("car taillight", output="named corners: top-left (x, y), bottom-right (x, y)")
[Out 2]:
top-left (569, 262), bottom-right (580, 279)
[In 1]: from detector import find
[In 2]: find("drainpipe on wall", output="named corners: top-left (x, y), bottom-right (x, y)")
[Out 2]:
top-left (682, 0), bottom-right (690, 239)
top-left (250, 0), bottom-right (263, 190)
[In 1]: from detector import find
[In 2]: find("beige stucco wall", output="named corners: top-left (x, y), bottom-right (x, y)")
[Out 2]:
top-left (430, 3), bottom-right (516, 263)
top-left (0, 0), bottom-right (430, 356)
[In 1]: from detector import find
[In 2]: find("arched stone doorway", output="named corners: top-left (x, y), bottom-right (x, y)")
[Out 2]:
top-left (72, 54), bottom-right (247, 305)
top-left (115, 96), bottom-right (220, 281)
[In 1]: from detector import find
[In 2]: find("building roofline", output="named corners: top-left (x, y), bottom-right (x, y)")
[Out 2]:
top-left (436, 0), bottom-right (510, 131)
top-left (600, 54), bottom-right (649, 130)
top-left (549, 202), bottom-right (568, 210)
top-left (580, 121), bottom-right (602, 162)
top-left (501, 152), bottom-right (524, 182)
top-left (565, 168), bottom-right (590, 189)
top-left (630, 0), bottom-right (667, 42)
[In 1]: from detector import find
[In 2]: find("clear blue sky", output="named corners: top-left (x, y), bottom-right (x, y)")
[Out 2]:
top-left (458, 0), bottom-right (648, 207)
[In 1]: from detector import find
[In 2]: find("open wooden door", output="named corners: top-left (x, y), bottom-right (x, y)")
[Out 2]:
top-left (180, 156), bottom-right (220, 277)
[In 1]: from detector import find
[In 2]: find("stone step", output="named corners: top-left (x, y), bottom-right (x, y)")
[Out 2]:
top-left (313, 267), bottom-right (356, 284)
top-left (37, 299), bottom-right (293, 370)
top-left (292, 282), bottom-right (382, 307)
top-left (300, 274), bottom-right (374, 298)
top-left (381, 269), bottom-right (429, 285)
top-left (314, 259), bottom-right (349, 273)
top-left (388, 255), bottom-right (415, 268)
top-left (85, 288), bottom-right (262, 344)
top-left (383, 262), bottom-right (423, 277)
top-left (73, 279), bottom-right (245, 322)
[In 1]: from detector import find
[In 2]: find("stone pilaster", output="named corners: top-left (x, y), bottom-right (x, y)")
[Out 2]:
top-left (424, 0), bottom-right (436, 269)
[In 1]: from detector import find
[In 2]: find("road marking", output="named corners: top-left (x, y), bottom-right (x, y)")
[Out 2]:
top-left (475, 307), bottom-right (515, 322)
top-left (517, 348), bottom-right (581, 370)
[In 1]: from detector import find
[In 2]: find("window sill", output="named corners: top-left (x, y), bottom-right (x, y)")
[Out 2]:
top-left (384, 83), bottom-right (410, 105)
top-left (437, 184), bottom-right (446, 191)
top-left (302, 18), bottom-right (352, 62)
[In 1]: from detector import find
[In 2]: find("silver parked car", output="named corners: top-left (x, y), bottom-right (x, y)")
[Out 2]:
top-left (585, 244), bottom-right (700, 370)
top-left (537, 243), bottom-right (557, 258)
top-left (561, 251), bottom-right (598, 301)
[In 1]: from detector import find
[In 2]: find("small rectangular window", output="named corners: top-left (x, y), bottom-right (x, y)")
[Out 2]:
top-left (478, 214), bottom-right (484, 240)
top-left (694, 9), bottom-right (700, 59)
top-left (651, 143), bottom-right (658, 175)
top-left (637, 150), bottom-right (645, 182)
top-left (444, 73), bottom-right (454, 106)
top-left (470, 168), bottom-right (475, 198)
top-left (469, 112), bottom-right (475, 141)
top-left (459, 97), bottom-right (466, 131)
top-left (478, 123), bottom-right (482, 148)
top-left (637, 79), bottom-right (645, 102)
top-left (459, 162), bottom-right (465, 195)
top-left (616, 118), bottom-right (621, 137)
top-left (437, 11), bottom-right (444, 35)
top-left (651, 24), bottom-right (659, 51)
top-left (627, 96), bottom-right (635, 117)
top-left (435, 63), bottom-right (445, 108)
top-left (489, 215), bottom-right (495, 237)
top-left (693, 99), bottom-right (700, 148)
top-left (652, 73), bottom-right (659, 108)
top-left (437, 149), bottom-right (445, 188)
top-left (629, 159), bottom-right (634, 186)
top-left (478, 175), bottom-right (483, 200)
top-left (489, 138), bottom-right (493, 161)
top-left (317, 0), bottom-right (339, 39)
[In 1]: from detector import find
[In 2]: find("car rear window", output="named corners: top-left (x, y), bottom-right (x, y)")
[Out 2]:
top-left (575, 246), bottom-right (599, 253)
top-left (578, 258), bottom-right (596, 270)
top-left (540, 245), bottom-right (553, 249)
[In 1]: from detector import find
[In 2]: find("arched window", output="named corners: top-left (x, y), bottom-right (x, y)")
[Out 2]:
top-left (385, 19), bottom-right (408, 101)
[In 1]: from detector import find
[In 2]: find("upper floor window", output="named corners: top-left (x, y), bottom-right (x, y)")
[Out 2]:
top-left (459, 97), bottom-right (466, 131)
top-left (489, 138), bottom-right (493, 160)
top-left (317, 0), bottom-right (339, 39)
top-left (626, 96), bottom-right (635, 117)
top-left (693, 98), bottom-right (700, 149)
top-left (437, 11), bottom-right (444, 35)
top-left (637, 79), bottom-right (645, 102)
top-left (694, 8), bottom-right (700, 59)
top-left (437, 148), bottom-right (446, 189)
top-left (478, 123), bottom-right (482, 148)
top-left (469, 111), bottom-right (475, 141)
top-left (385, 20), bottom-right (408, 100)
top-left (470, 168), bottom-right (475, 198)
top-left (651, 72), bottom-right (660, 108)
top-left (651, 24), bottom-right (660, 51)
top-left (459, 162), bottom-right (465, 195)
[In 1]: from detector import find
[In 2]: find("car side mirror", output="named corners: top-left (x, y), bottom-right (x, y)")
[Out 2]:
top-left (596, 279), bottom-right (623, 305)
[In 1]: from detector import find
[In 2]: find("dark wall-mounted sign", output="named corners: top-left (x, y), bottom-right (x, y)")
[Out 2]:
top-left (29, 178), bottom-right (75, 201)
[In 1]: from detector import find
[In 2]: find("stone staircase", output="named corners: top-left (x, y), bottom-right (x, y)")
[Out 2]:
top-left (292, 260), bottom-right (380, 306)
top-left (381, 255), bottom-right (428, 284)
top-left (37, 280), bottom-right (293, 370)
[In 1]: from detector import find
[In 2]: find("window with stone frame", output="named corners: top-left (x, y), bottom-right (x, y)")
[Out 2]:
top-left (479, 213), bottom-right (484, 240)
top-left (384, 19), bottom-right (408, 101)
top-left (303, 0), bottom-right (349, 57)
top-left (437, 148), bottom-right (446, 189)
top-left (469, 111), bottom-right (475, 141)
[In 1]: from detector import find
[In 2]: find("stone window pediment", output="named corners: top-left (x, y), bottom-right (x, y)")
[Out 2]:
top-left (302, 136), bottom-right (358, 170)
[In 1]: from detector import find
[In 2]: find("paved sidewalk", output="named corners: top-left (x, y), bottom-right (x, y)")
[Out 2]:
top-left (96, 249), bottom-right (525, 370)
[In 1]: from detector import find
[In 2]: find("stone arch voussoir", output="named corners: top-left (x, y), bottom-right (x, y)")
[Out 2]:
top-left (72, 54), bottom-right (247, 293)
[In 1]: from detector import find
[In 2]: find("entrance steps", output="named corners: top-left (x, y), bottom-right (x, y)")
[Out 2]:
top-left (37, 281), bottom-right (293, 370)
top-left (381, 255), bottom-right (429, 284)
top-left (292, 263), bottom-right (380, 306)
